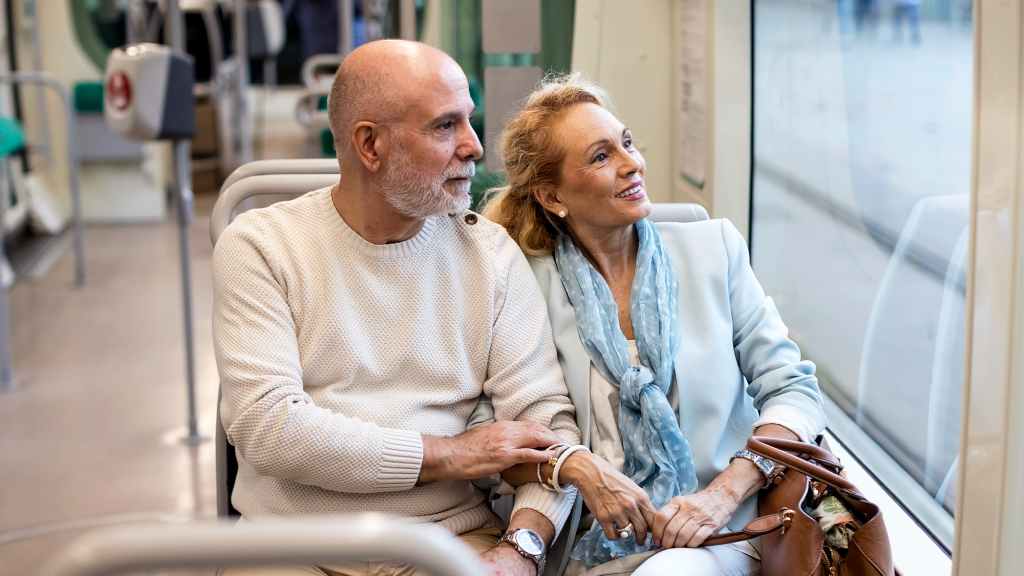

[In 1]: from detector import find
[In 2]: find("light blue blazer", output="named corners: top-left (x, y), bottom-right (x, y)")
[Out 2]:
top-left (472, 218), bottom-right (826, 574)
top-left (530, 218), bottom-right (827, 567)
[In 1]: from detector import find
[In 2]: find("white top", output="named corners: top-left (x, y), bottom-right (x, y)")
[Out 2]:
top-left (588, 341), bottom-right (758, 560)
top-left (213, 187), bottom-right (580, 535)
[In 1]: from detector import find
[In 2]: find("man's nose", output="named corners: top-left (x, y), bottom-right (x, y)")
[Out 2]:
top-left (459, 125), bottom-right (484, 162)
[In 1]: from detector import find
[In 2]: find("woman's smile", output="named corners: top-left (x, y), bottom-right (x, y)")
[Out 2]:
top-left (615, 181), bottom-right (645, 200)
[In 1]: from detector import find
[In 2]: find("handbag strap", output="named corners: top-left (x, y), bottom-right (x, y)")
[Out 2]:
top-left (746, 436), bottom-right (861, 495)
top-left (700, 508), bottom-right (795, 546)
top-left (754, 437), bottom-right (844, 471)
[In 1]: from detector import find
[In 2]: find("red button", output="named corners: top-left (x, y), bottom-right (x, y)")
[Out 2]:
top-left (107, 71), bottom-right (132, 112)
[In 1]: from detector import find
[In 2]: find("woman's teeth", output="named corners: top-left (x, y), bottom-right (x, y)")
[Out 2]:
top-left (616, 185), bottom-right (641, 198)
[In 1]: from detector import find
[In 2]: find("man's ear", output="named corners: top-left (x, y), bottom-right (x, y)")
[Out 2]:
top-left (351, 121), bottom-right (384, 172)
top-left (533, 184), bottom-right (565, 217)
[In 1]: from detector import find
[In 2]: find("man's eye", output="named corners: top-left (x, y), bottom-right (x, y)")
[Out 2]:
top-left (440, 121), bottom-right (454, 130)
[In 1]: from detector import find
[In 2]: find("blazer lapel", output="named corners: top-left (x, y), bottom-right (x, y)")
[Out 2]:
top-left (531, 255), bottom-right (592, 446)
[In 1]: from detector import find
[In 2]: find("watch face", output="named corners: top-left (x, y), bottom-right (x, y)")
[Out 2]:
top-left (516, 530), bottom-right (545, 556)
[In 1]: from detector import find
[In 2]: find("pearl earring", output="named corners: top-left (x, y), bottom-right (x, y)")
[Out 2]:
top-left (558, 211), bottom-right (566, 218)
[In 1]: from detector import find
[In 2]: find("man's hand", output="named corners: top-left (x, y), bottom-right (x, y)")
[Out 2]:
top-left (479, 509), bottom-right (554, 576)
top-left (479, 544), bottom-right (537, 576)
top-left (418, 421), bottom-right (565, 484)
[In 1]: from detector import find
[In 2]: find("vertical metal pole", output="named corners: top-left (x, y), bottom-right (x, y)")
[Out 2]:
top-left (174, 139), bottom-right (202, 445)
top-left (168, 0), bottom-right (184, 50)
top-left (24, 0), bottom-right (52, 165)
top-left (0, 159), bottom-right (18, 392)
top-left (235, 0), bottom-right (254, 210)
top-left (235, 0), bottom-right (252, 164)
top-left (399, 0), bottom-right (416, 40)
top-left (257, 57), bottom-right (276, 160)
top-left (168, 0), bottom-right (204, 445)
top-left (60, 83), bottom-right (87, 287)
top-left (339, 0), bottom-right (354, 56)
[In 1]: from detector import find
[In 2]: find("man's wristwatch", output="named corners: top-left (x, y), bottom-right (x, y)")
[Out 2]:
top-left (730, 448), bottom-right (777, 489)
top-left (499, 528), bottom-right (546, 574)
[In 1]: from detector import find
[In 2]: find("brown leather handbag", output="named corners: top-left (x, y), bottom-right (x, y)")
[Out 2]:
top-left (698, 436), bottom-right (895, 576)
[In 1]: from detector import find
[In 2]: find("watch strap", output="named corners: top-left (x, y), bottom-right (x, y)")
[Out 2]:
top-left (500, 528), bottom-right (546, 574)
top-left (731, 448), bottom-right (775, 489)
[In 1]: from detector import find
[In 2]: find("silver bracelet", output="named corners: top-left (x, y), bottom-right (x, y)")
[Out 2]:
top-left (550, 445), bottom-right (590, 494)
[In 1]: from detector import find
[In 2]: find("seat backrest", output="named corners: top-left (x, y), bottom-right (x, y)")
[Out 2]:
top-left (648, 202), bottom-right (710, 223)
top-left (212, 161), bottom-right (711, 245)
top-left (216, 389), bottom-right (240, 517)
top-left (855, 194), bottom-right (968, 504)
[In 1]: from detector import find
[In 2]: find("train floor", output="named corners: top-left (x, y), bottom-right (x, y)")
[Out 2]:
top-left (0, 88), bottom-right (307, 576)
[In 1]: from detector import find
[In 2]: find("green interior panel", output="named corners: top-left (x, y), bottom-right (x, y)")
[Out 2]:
top-left (438, 0), bottom-right (576, 204)
top-left (0, 116), bottom-right (26, 158)
top-left (68, 0), bottom-right (110, 72)
top-left (74, 81), bottom-right (105, 113)
top-left (321, 128), bottom-right (335, 157)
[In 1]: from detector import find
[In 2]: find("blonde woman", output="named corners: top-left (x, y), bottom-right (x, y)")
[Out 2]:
top-left (481, 74), bottom-right (827, 576)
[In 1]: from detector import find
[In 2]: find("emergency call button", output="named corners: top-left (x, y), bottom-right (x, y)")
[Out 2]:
top-left (107, 71), bottom-right (132, 112)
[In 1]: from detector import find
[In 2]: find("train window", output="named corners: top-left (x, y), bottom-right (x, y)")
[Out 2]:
top-left (750, 0), bottom-right (973, 551)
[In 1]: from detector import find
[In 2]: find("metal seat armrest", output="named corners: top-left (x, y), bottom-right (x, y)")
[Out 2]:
top-left (211, 174), bottom-right (340, 246)
top-left (40, 517), bottom-right (484, 576)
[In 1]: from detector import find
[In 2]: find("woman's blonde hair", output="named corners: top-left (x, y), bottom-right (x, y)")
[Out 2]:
top-left (482, 72), bottom-right (614, 256)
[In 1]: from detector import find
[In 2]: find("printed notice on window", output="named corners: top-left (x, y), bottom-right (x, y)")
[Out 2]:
top-left (677, 0), bottom-right (705, 189)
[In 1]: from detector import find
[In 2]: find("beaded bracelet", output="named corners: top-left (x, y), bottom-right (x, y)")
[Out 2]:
top-left (550, 445), bottom-right (590, 494)
top-left (538, 443), bottom-right (571, 492)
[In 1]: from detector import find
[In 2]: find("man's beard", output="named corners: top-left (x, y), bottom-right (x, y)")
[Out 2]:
top-left (379, 137), bottom-right (475, 219)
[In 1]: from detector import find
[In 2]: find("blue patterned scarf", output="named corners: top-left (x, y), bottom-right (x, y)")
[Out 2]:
top-left (557, 219), bottom-right (698, 566)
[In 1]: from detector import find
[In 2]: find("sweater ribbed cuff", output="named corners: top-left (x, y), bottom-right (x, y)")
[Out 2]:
top-left (376, 428), bottom-right (424, 491)
top-left (512, 483), bottom-right (577, 541)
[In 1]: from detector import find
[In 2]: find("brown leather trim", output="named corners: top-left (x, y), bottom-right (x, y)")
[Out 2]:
top-left (701, 509), bottom-right (794, 546)
top-left (747, 437), bottom-right (861, 494)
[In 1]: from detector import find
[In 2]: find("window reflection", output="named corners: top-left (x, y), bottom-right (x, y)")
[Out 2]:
top-left (751, 0), bottom-right (973, 515)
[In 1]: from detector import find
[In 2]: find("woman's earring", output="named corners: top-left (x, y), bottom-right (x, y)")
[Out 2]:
top-left (558, 210), bottom-right (566, 218)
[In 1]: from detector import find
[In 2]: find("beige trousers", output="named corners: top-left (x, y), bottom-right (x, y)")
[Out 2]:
top-left (219, 525), bottom-right (503, 576)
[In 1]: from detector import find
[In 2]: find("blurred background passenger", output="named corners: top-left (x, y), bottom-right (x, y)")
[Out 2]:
top-left (893, 0), bottom-right (922, 44)
top-left (854, 0), bottom-right (877, 35)
top-left (288, 0), bottom-right (339, 58)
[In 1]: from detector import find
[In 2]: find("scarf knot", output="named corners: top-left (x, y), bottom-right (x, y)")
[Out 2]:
top-left (619, 366), bottom-right (654, 410)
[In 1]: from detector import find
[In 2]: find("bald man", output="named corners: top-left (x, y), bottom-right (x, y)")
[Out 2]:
top-left (213, 40), bottom-right (580, 576)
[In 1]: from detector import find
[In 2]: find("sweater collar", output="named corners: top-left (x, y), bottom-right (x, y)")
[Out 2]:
top-left (317, 187), bottom-right (438, 259)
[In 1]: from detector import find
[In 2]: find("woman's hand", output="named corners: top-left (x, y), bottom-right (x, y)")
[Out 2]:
top-left (650, 484), bottom-right (744, 548)
top-left (559, 452), bottom-right (657, 545)
top-left (651, 424), bottom-right (798, 548)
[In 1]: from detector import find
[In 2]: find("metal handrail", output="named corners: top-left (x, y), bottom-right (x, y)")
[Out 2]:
top-left (301, 54), bottom-right (345, 88)
top-left (220, 159), bottom-right (340, 195)
top-left (211, 173), bottom-right (340, 245)
top-left (38, 515), bottom-right (484, 576)
top-left (294, 89), bottom-right (331, 127)
top-left (0, 72), bottom-right (86, 286)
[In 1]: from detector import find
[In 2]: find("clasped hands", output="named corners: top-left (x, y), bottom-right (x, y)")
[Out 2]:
top-left (560, 452), bottom-right (749, 550)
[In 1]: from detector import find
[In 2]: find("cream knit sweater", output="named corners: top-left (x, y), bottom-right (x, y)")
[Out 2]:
top-left (213, 187), bottom-right (580, 535)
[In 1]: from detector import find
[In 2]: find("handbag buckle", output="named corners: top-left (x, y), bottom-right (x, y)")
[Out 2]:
top-left (780, 508), bottom-right (795, 535)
